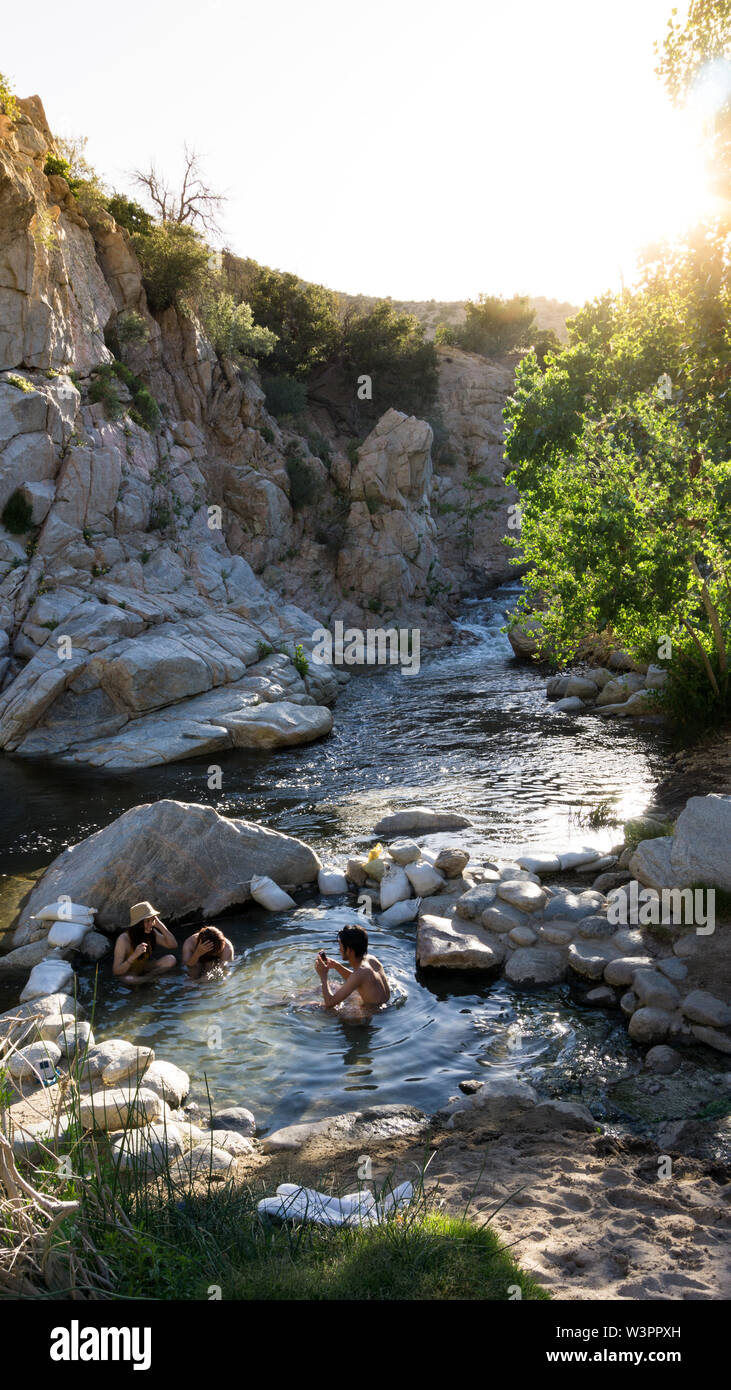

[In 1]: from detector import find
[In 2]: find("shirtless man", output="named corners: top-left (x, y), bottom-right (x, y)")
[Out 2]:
top-left (113, 901), bottom-right (177, 985)
top-left (182, 925), bottom-right (234, 979)
top-left (314, 924), bottom-right (390, 1009)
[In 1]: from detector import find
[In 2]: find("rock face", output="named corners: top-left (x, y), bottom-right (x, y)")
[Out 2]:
top-left (416, 914), bottom-right (505, 972)
top-left (14, 798), bottom-right (321, 935)
top-left (0, 98), bottom-right (518, 771)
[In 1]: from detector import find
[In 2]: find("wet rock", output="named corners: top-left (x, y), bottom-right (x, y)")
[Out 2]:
top-left (373, 808), bottom-right (473, 836)
top-left (584, 985), bottom-right (617, 1007)
top-left (504, 945), bottom-right (567, 986)
top-left (211, 1106), bottom-right (257, 1138)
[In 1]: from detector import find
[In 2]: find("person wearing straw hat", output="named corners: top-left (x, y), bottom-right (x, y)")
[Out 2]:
top-left (113, 901), bottom-right (178, 985)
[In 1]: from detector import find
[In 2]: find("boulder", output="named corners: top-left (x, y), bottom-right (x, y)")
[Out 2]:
top-left (416, 915), bottom-right (505, 972)
top-left (544, 890), bottom-right (605, 922)
top-left (690, 1025), bottom-right (731, 1054)
top-left (508, 924), bottom-right (538, 947)
top-left (554, 697), bottom-right (585, 713)
top-left (404, 861), bottom-right (444, 896)
top-left (517, 853), bottom-right (560, 875)
top-left (261, 1104), bottom-right (428, 1154)
top-left (17, 799), bottom-right (321, 931)
top-left (56, 1019), bottom-right (94, 1058)
top-left (207, 1130), bottom-right (254, 1157)
top-left (669, 795), bottom-right (731, 892)
top-left (480, 899), bottom-right (526, 933)
top-left (576, 915), bottom-right (615, 940)
top-left (0, 993), bottom-right (79, 1046)
top-left (631, 969), bottom-right (681, 1012)
top-left (111, 1122), bottom-right (186, 1172)
top-left (567, 940), bottom-right (619, 980)
top-left (373, 808), bottom-right (473, 836)
top-left (0, 939), bottom-right (51, 974)
top-left (565, 675), bottom-right (598, 699)
top-left (603, 955), bottom-right (654, 987)
top-left (170, 1141), bottom-right (234, 1180)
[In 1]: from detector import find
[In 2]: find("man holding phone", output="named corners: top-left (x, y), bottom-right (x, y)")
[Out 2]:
top-left (315, 924), bottom-right (390, 1009)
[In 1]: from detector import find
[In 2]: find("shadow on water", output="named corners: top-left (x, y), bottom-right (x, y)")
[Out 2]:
top-left (1, 588), bottom-right (696, 1134)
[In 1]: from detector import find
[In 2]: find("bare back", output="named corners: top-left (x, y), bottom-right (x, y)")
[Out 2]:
top-left (353, 954), bottom-right (390, 1005)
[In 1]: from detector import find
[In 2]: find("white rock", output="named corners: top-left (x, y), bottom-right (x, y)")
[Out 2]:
top-left (102, 1044), bottom-right (154, 1087)
top-left (416, 915), bottom-right (505, 971)
top-left (142, 1059), bottom-right (191, 1108)
top-left (496, 879), bottom-right (548, 913)
top-left (79, 1086), bottom-right (163, 1131)
top-left (670, 795), bottom-right (731, 892)
top-left (387, 839), bottom-right (421, 865)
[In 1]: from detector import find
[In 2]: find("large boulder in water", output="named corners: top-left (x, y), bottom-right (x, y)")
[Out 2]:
top-left (14, 799), bottom-right (322, 937)
top-left (373, 806), bottom-right (473, 836)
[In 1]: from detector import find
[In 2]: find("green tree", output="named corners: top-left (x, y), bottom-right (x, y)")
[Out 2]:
top-left (341, 299), bottom-right (438, 418)
top-left (456, 294), bottom-right (535, 356)
top-left (107, 194), bottom-right (154, 238)
top-left (247, 269), bottom-right (340, 376)
top-left (201, 291), bottom-right (277, 361)
top-left (656, 0), bottom-right (731, 196)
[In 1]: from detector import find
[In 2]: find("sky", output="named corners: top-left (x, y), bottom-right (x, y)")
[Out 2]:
top-left (2, 0), bottom-right (721, 308)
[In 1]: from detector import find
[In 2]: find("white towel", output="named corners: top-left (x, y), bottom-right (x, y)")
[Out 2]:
top-left (257, 1180), bottom-right (413, 1227)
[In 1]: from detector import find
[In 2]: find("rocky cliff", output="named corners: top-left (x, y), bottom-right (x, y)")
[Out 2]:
top-left (0, 95), bottom-right (517, 769)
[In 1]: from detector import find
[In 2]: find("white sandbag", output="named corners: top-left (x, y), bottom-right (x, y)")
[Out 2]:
top-left (32, 901), bottom-right (96, 924)
top-left (250, 875), bottom-right (296, 911)
top-left (47, 920), bottom-right (91, 949)
top-left (20, 959), bottom-right (75, 1002)
top-left (364, 856), bottom-right (388, 882)
top-left (405, 862), bottom-right (445, 895)
top-left (378, 898), bottom-right (421, 926)
top-left (379, 865), bottom-right (412, 910)
top-left (317, 867), bottom-right (349, 895)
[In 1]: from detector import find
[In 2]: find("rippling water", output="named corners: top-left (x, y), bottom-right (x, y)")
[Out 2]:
top-left (1, 588), bottom-right (688, 1133)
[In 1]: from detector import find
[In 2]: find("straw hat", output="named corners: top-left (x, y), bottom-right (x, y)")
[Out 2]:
top-left (129, 901), bottom-right (159, 927)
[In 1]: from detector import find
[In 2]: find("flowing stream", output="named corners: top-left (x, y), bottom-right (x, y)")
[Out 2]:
top-left (3, 587), bottom-right (719, 1137)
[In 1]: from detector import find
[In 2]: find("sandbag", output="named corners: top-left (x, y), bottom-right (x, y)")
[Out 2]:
top-left (257, 1180), bottom-right (413, 1228)
top-left (379, 865), bottom-right (412, 910)
top-left (378, 898), bottom-right (421, 926)
top-left (405, 862), bottom-right (445, 895)
top-left (317, 868), bottom-right (349, 895)
top-left (250, 875), bottom-right (296, 912)
top-left (31, 901), bottom-right (96, 924)
top-left (47, 920), bottom-right (91, 949)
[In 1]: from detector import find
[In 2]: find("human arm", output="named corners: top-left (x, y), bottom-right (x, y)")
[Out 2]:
top-left (315, 955), bottom-right (361, 1008)
top-left (152, 917), bottom-right (177, 950)
top-left (325, 958), bottom-right (352, 981)
top-left (113, 932), bottom-right (146, 977)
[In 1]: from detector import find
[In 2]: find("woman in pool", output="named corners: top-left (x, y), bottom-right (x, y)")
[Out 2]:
top-left (182, 925), bottom-right (234, 979)
top-left (113, 901), bottom-right (177, 985)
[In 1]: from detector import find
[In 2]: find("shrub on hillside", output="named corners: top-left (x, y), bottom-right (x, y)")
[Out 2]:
top-left (262, 373), bottom-right (308, 419)
top-left (1, 491), bottom-right (33, 535)
top-left (202, 291), bottom-right (277, 361)
top-left (284, 443), bottom-right (323, 508)
top-left (341, 300), bottom-right (438, 418)
top-left (457, 294), bottom-right (535, 356)
top-left (248, 269), bottom-right (340, 375)
top-left (107, 194), bottom-right (154, 238)
top-left (133, 221), bottom-right (210, 313)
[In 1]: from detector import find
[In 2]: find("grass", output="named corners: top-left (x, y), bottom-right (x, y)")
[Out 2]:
top-left (82, 1174), bottom-right (549, 1301)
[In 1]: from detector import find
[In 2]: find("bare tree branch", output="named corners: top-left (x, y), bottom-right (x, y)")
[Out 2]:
top-left (132, 146), bottom-right (226, 234)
